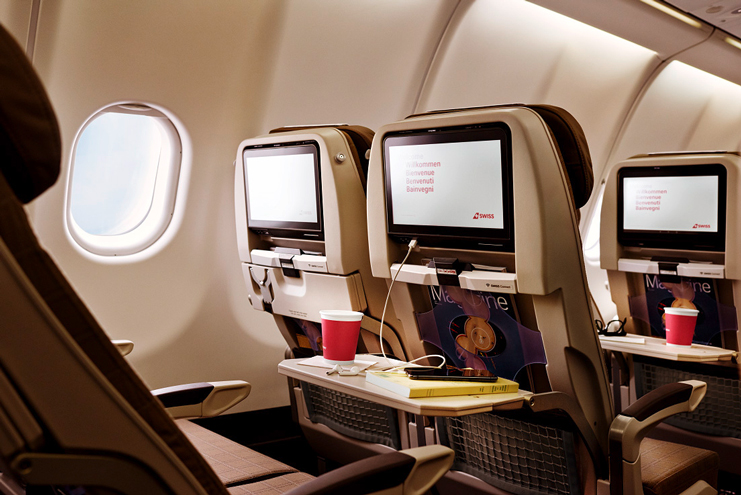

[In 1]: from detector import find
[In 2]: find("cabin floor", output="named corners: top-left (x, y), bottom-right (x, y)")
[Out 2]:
top-left (718, 472), bottom-right (741, 495)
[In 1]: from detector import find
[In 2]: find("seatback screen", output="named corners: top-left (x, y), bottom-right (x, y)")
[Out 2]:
top-left (243, 141), bottom-right (323, 239)
top-left (383, 124), bottom-right (513, 250)
top-left (618, 164), bottom-right (726, 251)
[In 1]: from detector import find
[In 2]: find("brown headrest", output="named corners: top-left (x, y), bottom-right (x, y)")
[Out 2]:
top-left (525, 105), bottom-right (594, 209)
top-left (0, 24), bottom-right (61, 204)
top-left (335, 125), bottom-right (374, 192)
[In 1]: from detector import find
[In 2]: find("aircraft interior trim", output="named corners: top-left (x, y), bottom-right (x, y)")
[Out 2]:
top-left (3, 0), bottom-right (741, 493)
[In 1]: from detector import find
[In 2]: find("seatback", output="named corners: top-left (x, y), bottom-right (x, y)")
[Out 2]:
top-left (600, 152), bottom-right (739, 346)
top-left (600, 152), bottom-right (741, 471)
top-left (234, 126), bottom-right (423, 462)
top-left (366, 104), bottom-right (612, 493)
top-left (235, 126), bottom-right (420, 360)
top-left (0, 22), bottom-right (227, 495)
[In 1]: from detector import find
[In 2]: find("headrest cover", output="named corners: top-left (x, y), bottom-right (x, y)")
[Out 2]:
top-left (0, 24), bottom-right (61, 204)
top-left (528, 105), bottom-right (593, 209)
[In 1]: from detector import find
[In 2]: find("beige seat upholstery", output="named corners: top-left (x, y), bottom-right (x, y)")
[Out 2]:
top-left (226, 473), bottom-right (316, 495)
top-left (640, 439), bottom-right (718, 495)
top-left (177, 420), bottom-right (300, 486)
top-left (365, 104), bottom-right (718, 495)
top-left (234, 125), bottom-right (424, 464)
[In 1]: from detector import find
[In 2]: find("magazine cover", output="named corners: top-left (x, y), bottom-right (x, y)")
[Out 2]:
top-left (632, 275), bottom-right (737, 344)
top-left (289, 317), bottom-right (323, 352)
top-left (416, 285), bottom-right (546, 380)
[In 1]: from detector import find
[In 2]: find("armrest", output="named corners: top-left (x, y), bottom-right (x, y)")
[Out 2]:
top-left (285, 445), bottom-right (454, 495)
top-left (111, 340), bottom-right (134, 357)
top-left (609, 380), bottom-right (709, 495)
top-left (152, 380), bottom-right (251, 419)
top-left (610, 380), bottom-right (706, 463)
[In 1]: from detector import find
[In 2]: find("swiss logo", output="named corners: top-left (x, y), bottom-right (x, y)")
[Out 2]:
top-left (472, 212), bottom-right (495, 220)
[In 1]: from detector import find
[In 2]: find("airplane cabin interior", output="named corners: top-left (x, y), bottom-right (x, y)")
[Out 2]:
top-left (4, 0), bottom-right (741, 494)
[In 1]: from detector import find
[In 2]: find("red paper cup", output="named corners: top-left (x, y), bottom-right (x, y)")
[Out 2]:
top-left (664, 307), bottom-right (699, 346)
top-left (320, 310), bottom-right (364, 365)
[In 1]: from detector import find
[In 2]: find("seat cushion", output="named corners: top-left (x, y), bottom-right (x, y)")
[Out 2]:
top-left (227, 472), bottom-right (315, 494)
top-left (641, 438), bottom-right (718, 495)
top-left (178, 419), bottom-right (299, 486)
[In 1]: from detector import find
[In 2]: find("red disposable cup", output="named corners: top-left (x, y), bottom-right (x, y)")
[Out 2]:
top-left (664, 307), bottom-right (699, 346)
top-left (320, 310), bottom-right (364, 365)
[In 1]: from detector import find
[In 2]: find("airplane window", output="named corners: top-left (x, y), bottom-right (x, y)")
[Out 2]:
top-left (66, 103), bottom-right (183, 256)
top-left (71, 112), bottom-right (161, 235)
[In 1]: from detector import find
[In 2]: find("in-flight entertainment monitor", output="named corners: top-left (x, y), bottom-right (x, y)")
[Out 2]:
top-left (242, 141), bottom-right (323, 240)
top-left (617, 164), bottom-right (727, 251)
top-left (383, 123), bottom-right (514, 251)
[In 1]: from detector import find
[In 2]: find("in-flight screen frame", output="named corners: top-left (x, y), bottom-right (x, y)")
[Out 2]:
top-left (617, 164), bottom-right (727, 251)
top-left (242, 140), bottom-right (324, 241)
top-left (383, 123), bottom-right (514, 251)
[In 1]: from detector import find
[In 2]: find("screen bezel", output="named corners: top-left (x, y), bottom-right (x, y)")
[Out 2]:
top-left (242, 140), bottom-right (324, 241)
top-left (383, 123), bottom-right (514, 251)
top-left (617, 164), bottom-right (727, 251)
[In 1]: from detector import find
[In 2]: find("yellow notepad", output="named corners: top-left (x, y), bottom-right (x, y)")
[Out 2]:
top-left (365, 371), bottom-right (519, 398)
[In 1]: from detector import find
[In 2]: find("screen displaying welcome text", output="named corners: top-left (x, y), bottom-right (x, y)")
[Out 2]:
top-left (245, 152), bottom-right (318, 223)
top-left (622, 175), bottom-right (718, 232)
top-left (388, 140), bottom-right (504, 229)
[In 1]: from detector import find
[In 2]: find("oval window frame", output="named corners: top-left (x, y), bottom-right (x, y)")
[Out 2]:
top-left (66, 102), bottom-right (183, 256)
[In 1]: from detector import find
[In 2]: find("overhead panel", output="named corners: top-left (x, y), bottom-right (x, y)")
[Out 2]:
top-left (662, 1), bottom-right (741, 85)
top-left (529, 0), bottom-right (741, 86)
top-left (528, 0), bottom-right (712, 60)
top-left (667, 0), bottom-right (741, 38)
top-left (674, 27), bottom-right (741, 86)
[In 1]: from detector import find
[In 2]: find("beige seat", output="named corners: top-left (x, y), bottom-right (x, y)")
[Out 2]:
top-left (600, 151), bottom-right (741, 482)
top-left (365, 104), bottom-right (719, 494)
top-left (0, 21), bottom-right (455, 495)
top-left (234, 125), bottom-right (428, 464)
